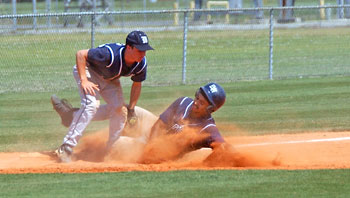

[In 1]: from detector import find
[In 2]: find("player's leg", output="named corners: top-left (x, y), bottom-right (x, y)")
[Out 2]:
top-left (51, 98), bottom-right (110, 128)
top-left (56, 66), bottom-right (99, 162)
top-left (92, 103), bottom-right (113, 121)
top-left (102, 106), bottom-right (158, 162)
top-left (122, 106), bottom-right (158, 142)
top-left (50, 95), bottom-right (79, 127)
top-left (105, 136), bottom-right (146, 163)
top-left (99, 80), bottom-right (126, 151)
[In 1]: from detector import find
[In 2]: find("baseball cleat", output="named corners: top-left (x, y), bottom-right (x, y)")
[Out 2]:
top-left (50, 94), bottom-right (74, 127)
top-left (55, 144), bottom-right (73, 163)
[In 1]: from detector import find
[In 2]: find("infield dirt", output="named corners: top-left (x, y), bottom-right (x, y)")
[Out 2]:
top-left (1, 130), bottom-right (350, 174)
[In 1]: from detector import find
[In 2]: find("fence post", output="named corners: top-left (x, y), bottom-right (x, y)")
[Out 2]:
top-left (143, 0), bottom-right (147, 23)
top-left (338, 0), bottom-right (345, 19)
top-left (12, 0), bottom-right (17, 31)
top-left (182, 11), bottom-right (189, 84)
top-left (269, 8), bottom-right (274, 80)
top-left (32, 0), bottom-right (37, 29)
top-left (91, 13), bottom-right (96, 48)
top-left (46, 0), bottom-right (52, 27)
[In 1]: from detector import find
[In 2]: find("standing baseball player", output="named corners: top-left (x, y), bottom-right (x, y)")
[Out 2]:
top-left (51, 30), bottom-right (154, 162)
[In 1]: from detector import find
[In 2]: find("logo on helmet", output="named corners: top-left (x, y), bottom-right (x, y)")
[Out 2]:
top-left (209, 84), bottom-right (218, 93)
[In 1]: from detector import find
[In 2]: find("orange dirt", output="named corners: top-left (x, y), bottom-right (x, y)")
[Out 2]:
top-left (1, 131), bottom-right (350, 174)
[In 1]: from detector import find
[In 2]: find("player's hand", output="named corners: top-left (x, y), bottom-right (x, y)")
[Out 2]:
top-left (127, 107), bottom-right (137, 126)
top-left (81, 79), bottom-right (99, 96)
top-left (203, 142), bottom-right (240, 167)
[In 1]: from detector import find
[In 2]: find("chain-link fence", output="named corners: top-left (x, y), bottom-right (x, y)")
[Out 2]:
top-left (1, 5), bottom-right (350, 93)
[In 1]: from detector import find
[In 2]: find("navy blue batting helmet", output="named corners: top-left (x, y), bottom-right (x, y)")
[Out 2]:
top-left (199, 82), bottom-right (226, 112)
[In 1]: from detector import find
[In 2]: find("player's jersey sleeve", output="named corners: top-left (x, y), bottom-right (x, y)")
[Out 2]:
top-left (86, 47), bottom-right (111, 68)
top-left (159, 97), bottom-right (187, 126)
top-left (204, 125), bottom-right (225, 145)
top-left (194, 123), bottom-right (225, 149)
top-left (131, 58), bottom-right (147, 82)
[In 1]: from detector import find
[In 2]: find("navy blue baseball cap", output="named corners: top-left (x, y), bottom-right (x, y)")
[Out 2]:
top-left (126, 30), bottom-right (154, 51)
top-left (199, 82), bottom-right (226, 112)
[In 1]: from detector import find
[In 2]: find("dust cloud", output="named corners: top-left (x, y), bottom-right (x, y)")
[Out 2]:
top-left (73, 126), bottom-right (278, 168)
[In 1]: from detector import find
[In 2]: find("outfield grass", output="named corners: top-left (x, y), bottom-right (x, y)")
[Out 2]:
top-left (1, 28), bottom-right (350, 93)
top-left (1, 76), bottom-right (350, 152)
top-left (1, 169), bottom-right (350, 198)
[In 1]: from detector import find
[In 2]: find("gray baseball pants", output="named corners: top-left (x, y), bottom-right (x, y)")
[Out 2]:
top-left (62, 65), bottom-right (126, 149)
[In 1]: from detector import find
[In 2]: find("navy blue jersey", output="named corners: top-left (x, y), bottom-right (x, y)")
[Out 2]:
top-left (86, 43), bottom-right (147, 82)
top-left (159, 97), bottom-right (225, 149)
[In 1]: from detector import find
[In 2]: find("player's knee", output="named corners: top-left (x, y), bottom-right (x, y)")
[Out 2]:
top-left (113, 104), bottom-right (125, 114)
top-left (81, 99), bottom-right (98, 115)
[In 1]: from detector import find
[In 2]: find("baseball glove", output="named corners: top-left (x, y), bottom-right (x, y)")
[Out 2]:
top-left (127, 107), bottom-right (138, 126)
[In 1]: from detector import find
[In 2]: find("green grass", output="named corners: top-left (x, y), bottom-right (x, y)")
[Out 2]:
top-left (1, 8), bottom-right (350, 197)
top-left (1, 170), bottom-right (350, 198)
top-left (1, 76), bottom-right (350, 152)
top-left (1, 28), bottom-right (350, 93)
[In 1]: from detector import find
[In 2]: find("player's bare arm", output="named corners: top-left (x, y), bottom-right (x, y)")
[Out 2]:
top-left (126, 81), bottom-right (142, 125)
top-left (128, 81), bottom-right (142, 110)
top-left (76, 49), bottom-right (99, 95)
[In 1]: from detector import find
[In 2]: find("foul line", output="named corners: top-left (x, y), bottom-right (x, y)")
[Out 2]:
top-left (235, 137), bottom-right (350, 148)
